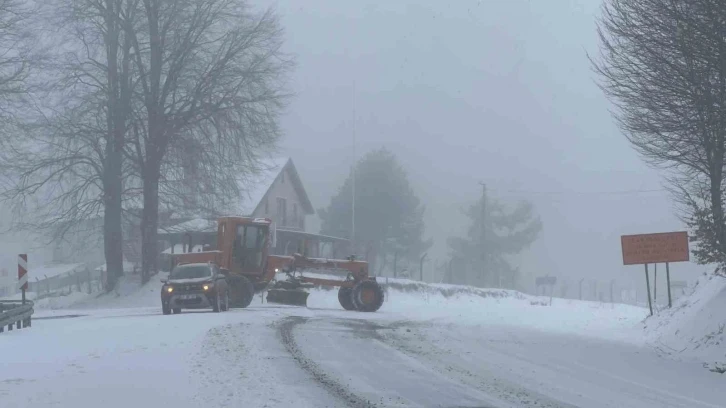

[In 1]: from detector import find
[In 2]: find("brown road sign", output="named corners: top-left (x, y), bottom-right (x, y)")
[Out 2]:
top-left (621, 231), bottom-right (689, 265)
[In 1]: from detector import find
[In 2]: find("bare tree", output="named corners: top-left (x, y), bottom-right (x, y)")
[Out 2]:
top-left (0, 0), bottom-right (32, 116)
top-left (593, 0), bottom-right (726, 268)
top-left (0, 0), bottom-right (138, 289)
top-left (125, 0), bottom-right (292, 282)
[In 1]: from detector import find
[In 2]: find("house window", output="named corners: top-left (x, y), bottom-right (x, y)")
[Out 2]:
top-left (264, 198), bottom-right (269, 215)
top-left (292, 203), bottom-right (298, 225)
top-left (276, 197), bottom-right (287, 226)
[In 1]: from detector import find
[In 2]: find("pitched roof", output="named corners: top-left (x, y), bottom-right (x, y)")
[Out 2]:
top-left (237, 157), bottom-right (289, 215)
top-left (285, 159), bottom-right (315, 215)
top-left (156, 157), bottom-right (316, 236)
top-left (237, 157), bottom-right (314, 216)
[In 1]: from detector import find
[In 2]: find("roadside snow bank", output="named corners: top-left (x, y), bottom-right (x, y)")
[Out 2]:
top-left (31, 291), bottom-right (97, 310)
top-left (644, 274), bottom-right (726, 371)
top-left (67, 274), bottom-right (163, 310)
top-left (306, 278), bottom-right (648, 342)
top-left (2, 274), bottom-right (164, 311)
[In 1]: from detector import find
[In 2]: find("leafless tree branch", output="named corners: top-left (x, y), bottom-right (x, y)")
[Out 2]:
top-left (125, 0), bottom-right (293, 281)
top-left (593, 0), bottom-right (726, 268)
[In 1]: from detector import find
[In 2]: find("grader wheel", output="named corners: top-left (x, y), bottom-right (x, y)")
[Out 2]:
top-left (351, 280), bottom-right (384, 312)
top-left (228, 275), bottom-right (254, 308)
top-left (338, 287), bottom-right (355, 310)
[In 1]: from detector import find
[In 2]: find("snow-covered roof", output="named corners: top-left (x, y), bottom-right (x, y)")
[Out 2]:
top-left (149, 157), bottom-right (316, 236)
top-left (236, 157), bottom-right (288, 215)
top-left (32, 263), bottom-right (88, 280)
top-left (236, 157), bottom-right (314, 216)
top-left (157, 217), bottom-right (217, 235)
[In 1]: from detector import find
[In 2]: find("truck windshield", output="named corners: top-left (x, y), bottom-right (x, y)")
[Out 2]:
top-left (235, 224), bottom-right (266, 270)
top-left (170, 265), bottom-right (212, 279)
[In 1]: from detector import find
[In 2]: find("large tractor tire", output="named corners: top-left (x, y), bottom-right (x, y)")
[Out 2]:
top-left (338, 287), bottom-right (355, 311)
top-left (228, 275), bottom-right (254, 309)
top-left (351, 280), bottom-right (384, 312)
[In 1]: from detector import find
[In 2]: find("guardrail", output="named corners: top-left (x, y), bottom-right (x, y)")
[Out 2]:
top-left (0, 300), bottom-right (34, 333)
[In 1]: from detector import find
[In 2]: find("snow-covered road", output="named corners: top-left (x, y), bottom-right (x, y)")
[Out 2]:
top-left (1, 302), bottom-right (723, 408)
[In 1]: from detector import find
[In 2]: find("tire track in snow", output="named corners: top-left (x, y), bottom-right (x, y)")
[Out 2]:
top-left (376, 320), bottom-right (578, 408)
top-left (277, 316), bottom-right (377, 408)
top-left (193, 318), bottom-right (342, 408)
top-left (279, 316), bottom-right (500, 408)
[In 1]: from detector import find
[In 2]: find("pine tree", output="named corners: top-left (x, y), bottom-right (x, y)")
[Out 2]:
top-left (448, 195), bottom-right (541, 288)
top-left (319, 148), bottom-right (432, 272)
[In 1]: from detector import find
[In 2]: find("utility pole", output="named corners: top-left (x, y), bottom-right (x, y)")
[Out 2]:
top-left (420, 253), bottom-right (428, 281)
top-left (350, 80), bottom-right (357, 255)
top-left (479, 182), bottom-right (487, 284)
top-left (447, 258), bottom-right (454, 284)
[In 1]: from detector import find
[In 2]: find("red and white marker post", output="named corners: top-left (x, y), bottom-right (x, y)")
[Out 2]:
top-left (18, 254), bottom-right (28, 304)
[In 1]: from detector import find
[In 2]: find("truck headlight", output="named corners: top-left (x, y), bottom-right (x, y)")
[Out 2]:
top-left (203, 284), bottom-right (210, 291)
top-left (165, 286), bottom-right (173, 293)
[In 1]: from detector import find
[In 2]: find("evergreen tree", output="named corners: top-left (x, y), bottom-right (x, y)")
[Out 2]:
top-left (319, 148), bottom-right (431, 272)
top-left (448, 194), bottom-right (541, 288)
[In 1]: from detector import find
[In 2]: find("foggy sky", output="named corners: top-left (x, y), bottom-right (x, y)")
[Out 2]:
top-left (0, 0), bottom-right (706, 296)
top-left (264, 0), bottom-right (708, 292)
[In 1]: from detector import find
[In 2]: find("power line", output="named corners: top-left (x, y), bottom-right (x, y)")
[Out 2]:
top-left (489, 188), bottom-right (668, 196)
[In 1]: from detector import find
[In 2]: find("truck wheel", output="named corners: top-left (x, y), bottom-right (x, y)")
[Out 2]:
top-left (213, 292), bottom-right (221, 313)
top-left (338, 287), bottom-right (355, 310)
top-left (162, 304), bottom-right (171, 315)
top-left (172, 308), bottom-right (181, 314)
top-left (221, 292), bottom-right (230, 312)
top-left (351, 280), bottom-right (384, 312)
top-left (229, 276), bottom-right (254, 309)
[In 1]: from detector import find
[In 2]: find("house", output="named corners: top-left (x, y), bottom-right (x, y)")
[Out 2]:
top-left (239, 157), bottom-right (314, 231)
top-left (157, 157), bottom-right (349, 269)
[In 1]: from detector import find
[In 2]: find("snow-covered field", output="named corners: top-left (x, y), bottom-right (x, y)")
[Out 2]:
top-left (1, 275), bottom-right (724, 408)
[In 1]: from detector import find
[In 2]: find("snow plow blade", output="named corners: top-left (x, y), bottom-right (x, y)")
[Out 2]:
top-left (266, 289), bottom-right (309, 307)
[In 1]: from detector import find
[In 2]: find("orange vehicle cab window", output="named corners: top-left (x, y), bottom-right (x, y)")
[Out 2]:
top-left (234, 224), bottom-right (267, 271)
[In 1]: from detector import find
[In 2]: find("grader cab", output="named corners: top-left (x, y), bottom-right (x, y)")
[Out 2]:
top-left (172, 217), bottom-right (385, 312)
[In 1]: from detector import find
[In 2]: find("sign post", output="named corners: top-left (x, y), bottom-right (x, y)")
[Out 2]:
top-left (644, 264), bottom-right (653, 316)
top-left (621, 231), bottom-right (689, 314)
top-left (666, 262), bottom-right (672, 308)
top-left (535, 276), bottom-right (557, 306)
top-left (654, 263), bottom-right (657, 303)
top-left (17, 254), bottom-right (28, 304)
